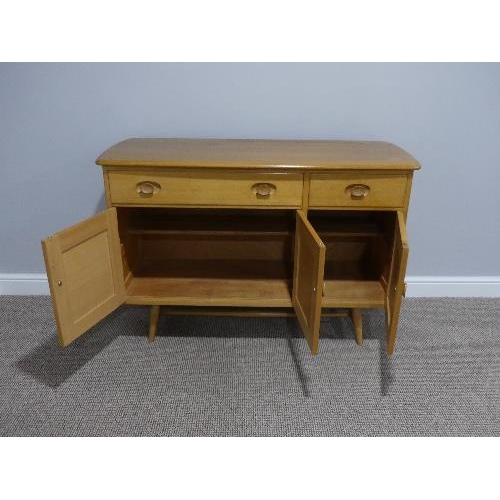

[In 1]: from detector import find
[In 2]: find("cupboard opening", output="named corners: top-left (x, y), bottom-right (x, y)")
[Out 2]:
top-left (307, 210), bottom-right (398, 308)
top-left (116, 207), bottom-right (400, 311)
top-left (117, 208), bottom-right (296, 306)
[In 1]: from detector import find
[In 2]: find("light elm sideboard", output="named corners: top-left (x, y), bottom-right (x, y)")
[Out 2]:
top-left (42, 139), bottom-right (420, 355)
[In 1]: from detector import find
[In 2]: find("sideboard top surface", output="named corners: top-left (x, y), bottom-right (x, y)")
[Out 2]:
top-left (96, 138), bottom-right (421, 170)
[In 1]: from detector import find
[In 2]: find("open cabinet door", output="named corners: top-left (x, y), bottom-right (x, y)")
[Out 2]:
top-left (292, 210), bottom-right (326, 354)
top-left (42, 208), bottom-right (125, 347)
top-left (385, 211), bottom-right (409, 355)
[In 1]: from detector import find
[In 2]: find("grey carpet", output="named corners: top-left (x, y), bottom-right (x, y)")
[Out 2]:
top-left (0, 296), bottom-right (499, 436)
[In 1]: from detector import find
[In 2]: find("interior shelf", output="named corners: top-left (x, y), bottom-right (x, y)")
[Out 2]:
top-left (125, 259), bottom-right (293, 306)
top-left (126, 277), bottom-right (293, 307)
top-left (126, 277), bottom-right (385, 309)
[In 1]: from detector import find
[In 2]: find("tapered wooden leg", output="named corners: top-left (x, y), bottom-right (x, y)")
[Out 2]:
top-left (350, 308), bottom-right (363, 345)
top-left (148, 305), bottom-right (161, 342)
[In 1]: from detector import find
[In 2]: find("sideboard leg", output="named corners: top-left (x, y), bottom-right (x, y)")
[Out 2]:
top-left (387, 334), bottom-right (396, 356)
top-left (148, 305), bottom-right (161, 342)
top-left (350, 308), bottom-right (363, 345)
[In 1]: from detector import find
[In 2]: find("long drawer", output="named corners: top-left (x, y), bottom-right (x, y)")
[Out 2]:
top-left (309, 173), bottom-right (408, 208)
top-left (108, 170), bottom-right (303, 207)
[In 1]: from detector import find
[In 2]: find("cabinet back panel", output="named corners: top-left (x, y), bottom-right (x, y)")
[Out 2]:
top-left (140, 234), bottom-right (293, 261)
top-left (314, 210), bottom-right (396, 282)
top-left (136, 258), bottom-right (293, 279)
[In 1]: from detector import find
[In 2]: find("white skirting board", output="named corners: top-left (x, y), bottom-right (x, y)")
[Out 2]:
top-left (0, 274), bottom-right (50, 295)
top-left (0, 273), bottom-right (499, 298)
top-left (405, 277), bottom-right (500, 298)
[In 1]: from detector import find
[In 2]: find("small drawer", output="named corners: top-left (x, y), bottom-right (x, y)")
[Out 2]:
top-left (108, 170), bottom-right (303, 207)
top-left (309, 173), bottom-right (408, 208)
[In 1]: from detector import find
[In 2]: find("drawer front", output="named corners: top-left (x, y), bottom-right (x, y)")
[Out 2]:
top-left (108, 171), bottom-right (303, 207)
top-left (309, 173), bottom-right (408, 208)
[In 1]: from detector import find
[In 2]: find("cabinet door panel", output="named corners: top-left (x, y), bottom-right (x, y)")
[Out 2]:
top-left (292, 210), bottom-right (325, 354)
top-left (385, 211), bottom-right (409, 355)
top-left (42, 208), bottom-right (125, 347)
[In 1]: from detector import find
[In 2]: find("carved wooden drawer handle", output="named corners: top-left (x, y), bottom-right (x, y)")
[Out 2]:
top-left (136, 181), bottom-right (161, 197)
top-left (251, 182), bottom-right (277, 199)
top-left (345, 183), bottom-right (370, 200)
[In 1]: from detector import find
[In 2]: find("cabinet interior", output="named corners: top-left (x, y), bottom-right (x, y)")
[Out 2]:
top-left (308, 210), bottom-right (395, 308)
top-left (117, 208), bottom-right (396, 308)
top-left (118, 208), bottom-right (295, 306)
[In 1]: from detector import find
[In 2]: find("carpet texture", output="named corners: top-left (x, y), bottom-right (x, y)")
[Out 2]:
top-left (0, 296), bottom-right (499, 436)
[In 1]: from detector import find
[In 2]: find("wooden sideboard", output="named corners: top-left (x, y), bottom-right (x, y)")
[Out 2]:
top-left (42, 139), bottom-right (420, 355)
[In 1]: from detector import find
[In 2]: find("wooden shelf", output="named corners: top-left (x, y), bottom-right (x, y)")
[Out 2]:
top-left (128, 228), bottom-right (291, 237)
top-left (125, 259), bottom-right (293, 306)
top-left (322, 280), bottom-right (385, 308)
top-left (126, 277), bottom-right (385, 309)
top-left (126, 276), bottom-right (292, 307)
top-left (125, 257), bottom-right (385, 308)
top-left (317, 229), bottom-right (381, 238)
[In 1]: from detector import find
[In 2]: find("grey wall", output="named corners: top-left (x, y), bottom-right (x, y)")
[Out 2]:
top-left (1, 63), bottom-right (499, 276)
